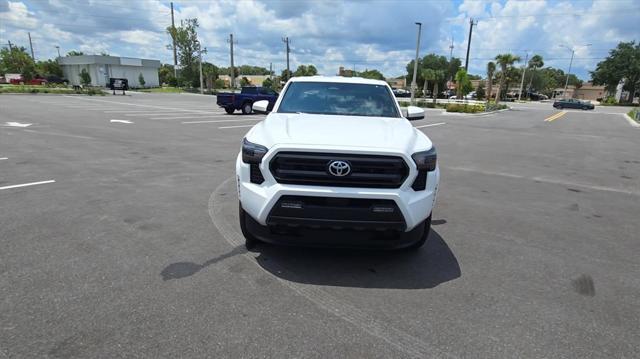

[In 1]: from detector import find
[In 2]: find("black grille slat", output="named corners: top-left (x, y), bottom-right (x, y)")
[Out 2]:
top-left (270, 152), bottom-right (409, 188)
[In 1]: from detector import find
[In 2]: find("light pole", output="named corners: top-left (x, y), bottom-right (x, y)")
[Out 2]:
top-left (55, 45), bottom-right (61, 58)
top-left (560, 44), bottom-right (591, 99)
top-left (410, 22), bottom-right (422, 105)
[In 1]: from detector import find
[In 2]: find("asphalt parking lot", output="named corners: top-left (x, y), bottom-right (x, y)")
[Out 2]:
top-left (1, 93), bottom-right (639, 358)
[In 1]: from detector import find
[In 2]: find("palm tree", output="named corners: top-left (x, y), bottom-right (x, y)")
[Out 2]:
top-left (432, 70), bottom-right (445, 104)
top-left (494, 53), bottom-right (521, 104)
top-left (486, 61), bottom-right (496, 102)
top-left (422, 69), bottom-right (435, 100)
top-left (527, 55), bottom-right (544, 95)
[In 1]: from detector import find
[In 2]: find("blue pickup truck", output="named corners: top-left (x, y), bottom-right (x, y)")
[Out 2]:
top-left (216, 86), bottom-right (279, 114)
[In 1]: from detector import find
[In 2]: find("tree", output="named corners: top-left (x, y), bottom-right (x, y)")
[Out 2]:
top-left (591, 41), bottom-right (640, 103)
top-left (36, 59), bottom-right (63, 77)
top-left (359, 69), bottom-right (384, 80)
top-left (166, 18), bottom-right (201, 87)
top-left (138, 73), bottom-right (146, 87)
top-left (262, 77), bottom-right (274, 89)
top-left (0, 46), bottom-right (35, 80)
top-left (494, 53), bottom-right (520, 104)
top-left (66, 50), bottom-right (84, 56)
top-left (486, 61), bottom-right (496, 102)
top-left (280, 69), bottom-right (292, 82)
top-left (422, 68), bottom-right (435, 99)
top-left (431, 70), bottom-right (445, 103)
top-left (476, 82), bottom-right (486, 100)
top-left (202, 62), bottom-right (218, 91)
top-left (527, 55), bottom-right (544, 95)
top-left (79, 68), bottom-right (91, 86)
top-left (158, 64), bottom-right (176, 86)
top-left (240, 77), bottom-right (250, 86)
top-left (455, 68), bottom-right (473, 98)
top-left (293, 64), bottom-right (318, 77)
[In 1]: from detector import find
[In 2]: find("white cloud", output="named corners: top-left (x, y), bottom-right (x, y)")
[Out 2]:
top-left (1, 0), bottom-right (638, 80)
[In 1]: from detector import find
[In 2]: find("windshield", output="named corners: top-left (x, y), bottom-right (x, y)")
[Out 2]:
top-left (277, 82), bottom-right (400, 118)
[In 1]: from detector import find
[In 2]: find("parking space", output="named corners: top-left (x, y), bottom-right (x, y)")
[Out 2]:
top-left (1, 93), bottom-right (639, 358)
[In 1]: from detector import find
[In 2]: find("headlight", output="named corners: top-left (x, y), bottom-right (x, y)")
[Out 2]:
top-left (411, 147), bottom-right (437, 172)
top-left (242, 138), bottom-right (268, 164)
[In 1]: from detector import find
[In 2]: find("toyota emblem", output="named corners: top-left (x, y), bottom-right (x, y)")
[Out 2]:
top-left (327, 160), bottom-right (351, 177)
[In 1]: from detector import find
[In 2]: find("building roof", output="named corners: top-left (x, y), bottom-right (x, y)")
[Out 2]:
top-left (289, 76), bottom-right (388, 86)
top-left (57, 55), bottom-right (160, 68)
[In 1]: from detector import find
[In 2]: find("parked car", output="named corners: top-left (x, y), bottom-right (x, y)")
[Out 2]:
top-left (45, 75), bottom-right (68, 84)
top-left (553, 98), bottom-right (595, 110)
top-left (236, 76), bottom-right (439, 250)
top-left (9, 76), bottom-right (47, 85)
top-left (393, 88), bottom-right (411, 97)
top-left (217, 86), bottom-right (278, 114)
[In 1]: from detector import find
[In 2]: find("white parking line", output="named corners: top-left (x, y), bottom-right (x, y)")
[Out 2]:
top-left (415, 122), bottom-right (446, 128)
top-left (124, 112), bottom-right (206, 117)
top-left (182, 119), bottom-right (262, 124)
top-left (219, 124), bottom-right (256, 129)
top-left (110, 119), bottom-right (133, 124)
top-left (150, 115), bottom-right (239, 120)
top-left (0, 180), bottom-right (56, 191)
top-left (65, 96), bottom-right (217, 114)
top-left (0, 157), bottom-right (8, 160)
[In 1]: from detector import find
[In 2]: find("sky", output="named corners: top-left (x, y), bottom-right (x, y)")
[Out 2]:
top-left (1, 0), bottom-right (638, 80)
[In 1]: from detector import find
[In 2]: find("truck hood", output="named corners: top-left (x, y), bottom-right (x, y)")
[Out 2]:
top-left (248, 113), bottom-right (431, 153)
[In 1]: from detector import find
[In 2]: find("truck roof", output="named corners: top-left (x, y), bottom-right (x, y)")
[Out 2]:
top-left (288, 76), bottom-right (388, 86)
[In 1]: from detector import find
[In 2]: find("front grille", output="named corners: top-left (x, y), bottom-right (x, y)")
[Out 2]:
top-left (267, 195), bottom-right (406, 231)
top-left (269, 152), bottom-right (409, 188)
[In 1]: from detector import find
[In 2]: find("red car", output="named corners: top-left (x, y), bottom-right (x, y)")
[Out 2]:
top-left (9, 77), bottom-right (47, 85)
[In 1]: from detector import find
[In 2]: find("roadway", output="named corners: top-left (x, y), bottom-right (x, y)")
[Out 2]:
top-left (1, 93), bottom-right (638, 358)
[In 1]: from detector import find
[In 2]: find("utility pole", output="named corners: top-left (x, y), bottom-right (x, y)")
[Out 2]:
top-left (410, 22), bottom-right (422, 105)
top-left (518, 51), bottom-right (529, 101)
top-left (228, 34), bottom-right (237, 92)
top-left (28, 32), bottom-right (35, 60)
top-left (170, 2), bottom-right (178, 78)
top-left (55, 45), bottom-right (61, 58)
top-left (560, 44), bottom-right (591, 98)
top-left (199, 46), bottom-right (206, 94)
top-left (449, 36), bottom-right (454, 61)
top-left (269, 62), bottom-right (273, 81)
top-left (282, 37), bottom-right (290, 80)
top-left (464, 18), bottom-right (477, 71)
top-left (7, 40), bottom-right (13, 51)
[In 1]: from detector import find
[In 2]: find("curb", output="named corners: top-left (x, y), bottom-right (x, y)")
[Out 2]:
top-left (623, 113), bottom-right (640, 128)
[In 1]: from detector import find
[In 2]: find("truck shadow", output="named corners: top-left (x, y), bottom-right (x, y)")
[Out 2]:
top-left (253, 230), bottom-right (460, 289)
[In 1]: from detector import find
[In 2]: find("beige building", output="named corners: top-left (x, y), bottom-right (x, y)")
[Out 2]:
top-left (219, 74), bottom-right (270, 87)
top-left (387, 77), bottom-right (407, 89)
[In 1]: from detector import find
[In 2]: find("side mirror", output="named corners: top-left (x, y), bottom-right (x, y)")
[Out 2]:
top-left (253, 100), bottom-right (269, 114)
top-left (405, 106), bottom-right (425, 120)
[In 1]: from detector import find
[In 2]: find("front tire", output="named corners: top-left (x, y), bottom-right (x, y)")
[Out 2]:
top-left (241, 102), bottom-right (253, 115)
top-left (405, 215), bottom-right (432, 250)
top-left (239, 203), bottom-right (258, 250)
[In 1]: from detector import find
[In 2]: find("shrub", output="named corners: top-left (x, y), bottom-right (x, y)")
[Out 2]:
top-left (446, 104), bottom-right (485, 113)
top-left (485, 103), bottom-right (508, 112)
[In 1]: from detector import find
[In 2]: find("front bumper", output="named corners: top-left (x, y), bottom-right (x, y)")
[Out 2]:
top-left (236, 149), bottom-right (439, 232)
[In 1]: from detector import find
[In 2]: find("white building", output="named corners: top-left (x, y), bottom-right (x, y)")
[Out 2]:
top-left (58, 55), bottom-right (160, 87)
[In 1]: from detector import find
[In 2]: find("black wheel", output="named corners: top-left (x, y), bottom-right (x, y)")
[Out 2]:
top-left (241, 102), bottom-right (253, 115)
top-left (239, 203), bottom-right (258, 250)
top-left (405, 214), bottom-right (432, 250)
top-left (225, 107), bottom-right (235, 114)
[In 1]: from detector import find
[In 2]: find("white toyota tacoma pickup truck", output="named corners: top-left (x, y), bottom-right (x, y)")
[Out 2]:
top-left (236, 76), bottom-right (439, 250)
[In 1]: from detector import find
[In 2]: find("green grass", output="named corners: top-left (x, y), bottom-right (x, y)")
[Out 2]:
top-left (0, 85), bottom-right (104, 96)
top-left (138, 86), bottom-right (185, 93)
